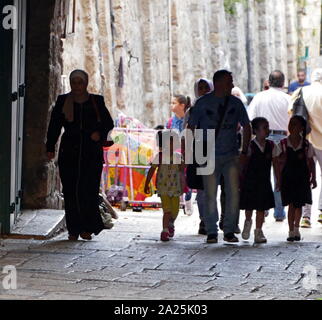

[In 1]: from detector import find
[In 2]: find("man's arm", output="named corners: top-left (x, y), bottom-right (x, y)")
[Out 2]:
top-left (241, 123), bottom-right (252, 155)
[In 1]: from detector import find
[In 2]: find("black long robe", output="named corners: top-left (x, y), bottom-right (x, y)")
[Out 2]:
top-left (46, 94), bottom-right (114, 236)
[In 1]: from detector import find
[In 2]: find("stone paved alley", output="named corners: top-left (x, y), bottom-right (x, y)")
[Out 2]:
top-left (1, 201), bottom-right (322, 300)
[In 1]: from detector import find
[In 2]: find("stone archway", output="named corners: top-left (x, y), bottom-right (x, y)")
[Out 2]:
top-left (22, 0), bottom-right (64, 210)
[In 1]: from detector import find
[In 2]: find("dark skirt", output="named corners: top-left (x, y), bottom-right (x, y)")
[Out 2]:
top-left (240, 174), bottom-right (275, 211)
top-left (281, 147), bottom-right (312, 209)
top-left (240, 141), bottom-right (275, 211)
top-left (58, 135), bottom-right (105, 236)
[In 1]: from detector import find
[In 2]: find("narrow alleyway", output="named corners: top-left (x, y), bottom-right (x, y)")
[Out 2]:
top-left (1, 196), bottom-right (322, 300)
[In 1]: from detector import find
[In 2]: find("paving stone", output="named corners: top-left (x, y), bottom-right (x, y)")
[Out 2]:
top-left (1, 206), bottom-right (322, 300)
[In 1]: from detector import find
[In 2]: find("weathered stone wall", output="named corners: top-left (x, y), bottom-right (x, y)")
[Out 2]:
top-left (61, 0), bottom-right (322, 121)
top-left (23, 0), bottom-right (64, 209)
top-left (297, 0), bottom-right (322, 80)
top-left (23, 0), bottom-right (322, 209)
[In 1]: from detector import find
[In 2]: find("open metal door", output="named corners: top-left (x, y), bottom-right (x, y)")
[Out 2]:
top-left (10, 0), bottom-right (26, 229)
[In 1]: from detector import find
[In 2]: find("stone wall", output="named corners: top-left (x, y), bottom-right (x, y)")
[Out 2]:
top-left (22, 0), bottom-right (322, 209)
top-left (61, 0), bottom-right (322, 121)
top-left (23, 0), bottom-right (65, 209)
top-left (297, 0), bottom-right (322, 78)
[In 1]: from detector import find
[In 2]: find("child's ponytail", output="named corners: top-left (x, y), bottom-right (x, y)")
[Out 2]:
top-left (175, 95), bottom-right (191, 112)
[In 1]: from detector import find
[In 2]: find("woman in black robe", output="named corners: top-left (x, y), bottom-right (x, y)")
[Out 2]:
top-left (46, 70), bottom-right (114, 241)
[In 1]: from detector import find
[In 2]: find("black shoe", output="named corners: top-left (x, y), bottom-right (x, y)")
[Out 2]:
top-left (234, 226), bottom-right (241, 234)
top-left (207, 234), bottom-right (218, 244)
top-left (294, 236), bottom-right (301, 242)
top-left (198, 228), bottom-right (207, 235)
top-left (224, 233), bottom-right (239, 243)
top-left (287, 237), bottom-right (295, 242)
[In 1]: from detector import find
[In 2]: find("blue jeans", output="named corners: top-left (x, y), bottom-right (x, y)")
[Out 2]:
top-left (196, 189), bottom-right (205, 221)
top-left (268, 134), bottom-right (287, 219)
top-left (202, 155), bottom-right (240, 236)
top-left (185, 189), bottom-right (192, 201)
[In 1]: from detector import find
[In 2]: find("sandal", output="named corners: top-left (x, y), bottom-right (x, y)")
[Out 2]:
top-left (80, 232), bottom-right (93, 241)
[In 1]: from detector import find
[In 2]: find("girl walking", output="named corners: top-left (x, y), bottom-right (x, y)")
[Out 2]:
top-left (167, 95), bottom-right (193, 216)
top-left (241, 118), bottom-right (280, 243)
top-left (279, 115), bottom-right (317, 242)
top-left (144, 130), bottom-right (185, 242)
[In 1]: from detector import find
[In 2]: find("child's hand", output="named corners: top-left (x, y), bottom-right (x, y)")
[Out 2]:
top-left (311, 179), bottom-right (317, 189)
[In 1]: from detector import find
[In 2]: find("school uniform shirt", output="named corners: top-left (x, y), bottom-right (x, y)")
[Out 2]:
top-left (277, 137), bottom-right (315, 158)
top-left (248, 88), bottom-right (291, 132)
top-left (247, 138), bottom-right (281, 158)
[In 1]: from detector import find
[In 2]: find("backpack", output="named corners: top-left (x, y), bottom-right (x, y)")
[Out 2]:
top-left (166, 117), bottom-right (174, 129)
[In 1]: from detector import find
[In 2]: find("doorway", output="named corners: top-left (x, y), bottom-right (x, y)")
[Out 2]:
top-left (9, 0), bottom-right (26, 229)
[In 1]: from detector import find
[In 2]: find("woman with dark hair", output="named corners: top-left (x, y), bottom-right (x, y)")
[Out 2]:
top-left (46, 70), bottom-right (114, 241)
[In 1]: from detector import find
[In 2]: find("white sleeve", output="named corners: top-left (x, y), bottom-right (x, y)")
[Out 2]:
top-left (247, 97), bottom-right (258, 121)
top-left (272, 143), bottom-right (282, 158)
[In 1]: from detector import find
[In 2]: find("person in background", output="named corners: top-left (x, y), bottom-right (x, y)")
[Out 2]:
top-left (218, 86), bottom-right (248, 233)
top-left (232, 86), bottom-right (248, 107)
top-left (278, 116), bottom-right (316, 242)
top-left (167, 95), bottom-right (194, 216)
top-left (145, 130), bottom-right (185, 242)
top-left (248, 70), bottom-right (291, 222)
top-left (240, 118), bottom-right (280, 244)
top-left (46, 69), bottom-right (114, 241)
top-left (167, 95), bottom-right (191, 133)
top-left (290, 69), bottom-right (322, 228)
top-left (288, 69), bottom-right (310, 95)
top-left (185, 78), bottom-right (214, 235)
top-left (188, 70), bottom-right (252, 244)
top-left (263, 80), bottom-right (270, 91)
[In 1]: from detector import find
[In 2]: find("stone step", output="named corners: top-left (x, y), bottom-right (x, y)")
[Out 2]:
top-left (6, 210), bottom-right (66, 240)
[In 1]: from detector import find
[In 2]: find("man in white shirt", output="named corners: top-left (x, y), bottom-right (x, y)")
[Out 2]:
top-left (248, 70), bottom-right (291, 222)
top-left (290, 68), bottom-right (322, 228)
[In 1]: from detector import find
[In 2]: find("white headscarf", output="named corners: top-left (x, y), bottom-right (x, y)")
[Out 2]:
top-left (194, 78), bottom-right (214, 99)
top-left (232, 86), bottom-right (248, 105)
top-left (63, 70), bottom-right (89, 122)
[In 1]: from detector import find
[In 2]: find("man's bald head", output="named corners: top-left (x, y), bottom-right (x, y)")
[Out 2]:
top-left (269, 70), bottom-right (285, 88)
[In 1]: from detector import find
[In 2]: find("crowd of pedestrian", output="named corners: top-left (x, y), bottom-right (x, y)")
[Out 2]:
top-left (46, 68), bottom-right (322, 244)
top-left (146, 68), bottom-right (322, 244)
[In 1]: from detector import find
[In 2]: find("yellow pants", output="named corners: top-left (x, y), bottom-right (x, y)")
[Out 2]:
top-left (160, 195), bottom-right (180, 220)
